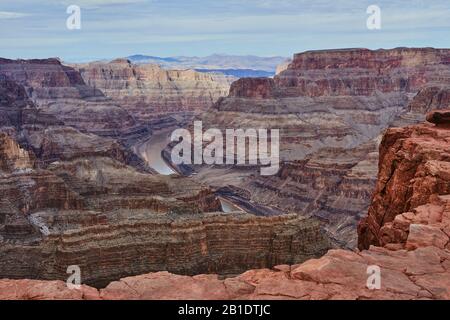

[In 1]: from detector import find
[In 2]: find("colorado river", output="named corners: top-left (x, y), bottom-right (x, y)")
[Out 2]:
top-left (135, 129), bottom-right (177, 175)
top-left (219, 197), bottom-right (244, 213)
top-left (135, 129), bottom-right (245, 213)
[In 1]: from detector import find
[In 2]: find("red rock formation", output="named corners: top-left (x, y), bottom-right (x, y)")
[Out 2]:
top-left (197, 48), bottom-right (450, 247)
top-left (2, 114), bottom-right (449, 300)
top-left (97, 232), bottom-right (449, 300)
top-left (228, 78), bottom-right (275, 99)
top-left (358, 110), bottom-right (450, 249)
top-left (277, 48), bottom-right (450, 97)
top-left (0, 279), bottom-right (100, 300)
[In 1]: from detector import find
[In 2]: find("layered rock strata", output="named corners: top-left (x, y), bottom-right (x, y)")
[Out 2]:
top-left (0, 57), bottom-right (331, 287)
top-left (3, 197), bottom-right (448, 300)
top-left (0, 210), bottom-right (327, 288)
top-left (0, 57), bottom-right (146, 146)
top-left (0, 58), bottom-right (225, 142)
top-left (0, 133), bottom-right (328, 287)
top-left (3, 112), bottom-right (449, 300)
top-left (196, 48), bottom-right (450, 248)
top-left (74, 59), bottom-right (232, 122)
top-left (0, 76), bottom-right (61, 139)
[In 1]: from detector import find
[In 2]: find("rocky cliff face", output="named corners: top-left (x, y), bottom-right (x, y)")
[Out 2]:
top-left (225, 48), bottom-right (450, 100)
top-left (0, 58), bottom-right (140, 138)
top-left (358, 109), bottom-right (450, 249)
top-left (0, 209), bottom-right (327, 288)
top-left (0, 77), bottom-right (34, 131)
top-left (1, 125), bottom-right (308, 283)
top-left (0, 58), bottom-right (90, 98)
top-left (0, 133), bottom-right (34, 171)
top-left (408, 86), bottom-right (450, 114)
top-left (2, 49), bottom-right (450, 300)
top-left (1, 130), bottom-right (329, 287)
top-left (3, 112), bottom-right (448, 300)
top-left (0, 76), bottom-right (61, 140)
top-left (0, 58), bottom-right (330, 287)
top-left (74, 59), bottom-right (232, 122)
top-left (0, 150), bottom-right (328, 287)
top-left (196, 48), bottom-right (450, 248)
top-left (276, 48), bottom-right (450, 96)
top-left (0, 66), bottom-right (145, 174)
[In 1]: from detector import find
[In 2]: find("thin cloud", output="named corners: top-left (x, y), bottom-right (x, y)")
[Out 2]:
top-left (0, 11), bottom-right (30, 19)
top-left (1, 0), bottom-right (449, 59)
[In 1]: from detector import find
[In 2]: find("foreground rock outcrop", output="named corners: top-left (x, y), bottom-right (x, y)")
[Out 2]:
top-left (3, 241), bottom-right (448, 300)
top-left (358, 110), bottom-right (450, 249)
top-left (2, 110), bottom-right (448, 300)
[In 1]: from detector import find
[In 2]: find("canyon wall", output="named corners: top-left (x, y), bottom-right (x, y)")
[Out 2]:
top-left (0, 58), bottom-right (140, 138)
top-left (0, 143), bottom-right (328, 287)
top-left (358, 109), bottom-right (450, 249)
top-left (3, 111), bottom-right (448, 300)
top-left (74, 59), bottom-right (232, 122)
top-left (196, 48), bottom-right (450, 248)
top-left (1, 49), bottom-right (449, 299)
top-left (0, 61), bottom-right (329, 287)
top-left (0, 209), bottom-right (327, 288)
top-left (1, 131), bottom-right (329, 287)
top-left (0, 57), bottom-right (231, 142)
top-left (0, 76), bottom-right (61, 140)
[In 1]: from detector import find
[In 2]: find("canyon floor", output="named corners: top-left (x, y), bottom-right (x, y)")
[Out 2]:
top-left (0, 48), bottom-right (450, 300)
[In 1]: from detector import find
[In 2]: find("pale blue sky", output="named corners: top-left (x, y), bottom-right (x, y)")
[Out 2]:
top-left (0, 0), bottom-right (449, 61)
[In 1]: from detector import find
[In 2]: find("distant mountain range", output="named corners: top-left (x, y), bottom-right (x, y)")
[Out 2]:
top-left (127, 54), bottom-right (289, 78)
top-left (128, 55), bottom-right (180, 63)
top-left (194, 68), bottom-right (274, 78)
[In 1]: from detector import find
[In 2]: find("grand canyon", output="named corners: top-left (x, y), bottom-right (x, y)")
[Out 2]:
top-left (1, 47), bottom-right (449, 301)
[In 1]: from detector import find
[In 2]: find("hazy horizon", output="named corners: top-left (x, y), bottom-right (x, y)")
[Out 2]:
top-left (4, 47), bottom-right (450, 65)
